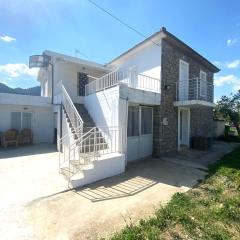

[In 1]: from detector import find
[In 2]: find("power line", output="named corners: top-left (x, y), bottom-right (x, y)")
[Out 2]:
top-left (86, 0), bottom-right (161, 48)
top-left (75, 49), bottom-right (89, 58)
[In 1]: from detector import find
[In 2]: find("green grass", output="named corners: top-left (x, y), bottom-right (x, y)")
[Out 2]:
top-left (109, 147), bottom-right (240, 240)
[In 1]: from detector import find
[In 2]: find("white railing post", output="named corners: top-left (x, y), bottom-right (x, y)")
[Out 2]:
top-left (85, 70), bottom-right (161, 95)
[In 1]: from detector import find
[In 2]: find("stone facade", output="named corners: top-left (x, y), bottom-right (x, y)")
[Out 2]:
top-left (190, 107), bottom-right (214, 138)
top-left (153, 39), bottom-right (214, 156)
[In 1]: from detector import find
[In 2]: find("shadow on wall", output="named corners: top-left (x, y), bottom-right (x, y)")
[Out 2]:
top-left (0, 143), bottom-right (57, 159)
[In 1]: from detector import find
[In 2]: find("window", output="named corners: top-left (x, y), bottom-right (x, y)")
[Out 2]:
top-left (200, 70), bottom-right (207, 97)
top-left (141, 107), bottom-right (153, 135)
top-left (127, 106), bottom-right (139, 137)
top-left (11, 112), bottom-right (21, 130)
top-left (78, 72), bottom-right (89, 96)
top-left (127, 106), bottom-right (153, 137)
top-left (11, 112), bottom-right (32, 130)
top-left (22, 112), bottom-right (32, 129)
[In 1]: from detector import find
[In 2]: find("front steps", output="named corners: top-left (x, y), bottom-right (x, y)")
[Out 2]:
top-left (60, 103), bottom-right (113, 187)
top-left (70, 153), bottom-right (125, 188)
top-left (59, 152), bottom-right (125, 189)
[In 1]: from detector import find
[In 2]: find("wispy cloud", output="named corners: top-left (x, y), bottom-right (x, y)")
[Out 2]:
top-left (0, 35), bottom-right (16, 42)
top-left (213, 59), bottom-right (240, 69)
top-left (227, 38), bottom-right (238, 46)
top-left (0, 63), bottom-right (38, 78)
top-left (214, 74), bottom-right (240, 91)
top-left (226, 59), bottom-right (240, 69)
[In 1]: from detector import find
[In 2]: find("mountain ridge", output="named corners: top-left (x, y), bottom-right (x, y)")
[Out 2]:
top-left (0, 83), bottom-right (41, 96)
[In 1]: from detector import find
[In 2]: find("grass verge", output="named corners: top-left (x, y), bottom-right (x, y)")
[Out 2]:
top-left (110, 147), bottom-right (240, 240)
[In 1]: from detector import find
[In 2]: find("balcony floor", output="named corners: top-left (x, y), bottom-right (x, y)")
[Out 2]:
top-left (120, 83), bottom-right (161, 105)
top-left (173, 99), bottom-right (215, 108)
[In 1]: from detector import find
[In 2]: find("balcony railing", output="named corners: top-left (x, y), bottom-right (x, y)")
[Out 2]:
top-left (176, 77), bottom-right (213, 102)
top-left (85, 69), bottom-right (160, 96)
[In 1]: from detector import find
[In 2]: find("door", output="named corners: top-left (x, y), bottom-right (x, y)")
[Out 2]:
top-left (128, 66), bottom-right (138, 88)
top-left (178, 108), bottom-right (190, 147)
top-left (179, 60), bottom-right (189, 101)
top-left (78, 72), bottom-right (89, 96)
top-left (127, 105), bottom-right (153, 162)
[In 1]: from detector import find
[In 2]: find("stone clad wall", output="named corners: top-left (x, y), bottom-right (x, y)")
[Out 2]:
top-left (153, 39), bottom-right (214, 156)
top-left (190, 107), bottom-right (214, 138)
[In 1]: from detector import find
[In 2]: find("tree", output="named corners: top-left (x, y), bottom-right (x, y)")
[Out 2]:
top-left (215, 90), bottom-right (240, 136)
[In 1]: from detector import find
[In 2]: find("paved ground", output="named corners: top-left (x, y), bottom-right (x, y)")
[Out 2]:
top-left (0, 144), bottom-right (67, 240)
top-left (0, 141), bottom-right (239, 240)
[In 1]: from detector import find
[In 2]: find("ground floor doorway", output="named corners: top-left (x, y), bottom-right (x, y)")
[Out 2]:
top-left (178, 108), bottom-right (190, 149)
top-left (127, 104), bottom-right (153, 162)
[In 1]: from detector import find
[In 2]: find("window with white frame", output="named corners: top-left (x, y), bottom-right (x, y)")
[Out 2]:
top-left (11, 112), bottom-right (32, 130)
top-left (11, 112), bottom-right (21, 130)
top-left (127, 106), bottom-right (139, 137)
top-left (127, 106), bottom-right (153, 137)
top-left (200, 70), bottom-right (207, 97)
top-left (141, 107), bottom-right (153, 135)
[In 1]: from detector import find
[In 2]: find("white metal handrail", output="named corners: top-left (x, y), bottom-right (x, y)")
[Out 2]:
top-left (85, 69), bottom-right (160, 95)
top-left (61, 84), bottom-right (84, 136)
top-left (137, 74), bottom-right (161, 92)
top-left (58, 125), bottom-right (82, 146)
top-left (176, 77), bottom-right (213, 101)
top-left (59, 125), bottom-right (123, 184)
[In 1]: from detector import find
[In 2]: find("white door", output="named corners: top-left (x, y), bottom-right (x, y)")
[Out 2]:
top-left (128, 66), bottom-right (138, 88)
top-left (127, 106), bottom-right (153, 162)
top-left (179, 108), bottom-right (190, 147)
top-left (179, 60), bottom-right (189, 101)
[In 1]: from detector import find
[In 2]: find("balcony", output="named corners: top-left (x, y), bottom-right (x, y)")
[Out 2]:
top-left (174, 77), bottom-right (215, 107)
top-left (85, 70), bottom-right (160, 96)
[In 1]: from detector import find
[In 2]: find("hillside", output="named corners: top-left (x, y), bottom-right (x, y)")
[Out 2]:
top-left (0, 83), bottom-right (41, 96)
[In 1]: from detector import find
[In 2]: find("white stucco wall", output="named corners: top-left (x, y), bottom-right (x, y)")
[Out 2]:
top-left (0, 93), bottom-right (51, 107)
top-left (0, 104), bottom-right (54, 143)
top-left (214, 120), bottom-right (225, 138)
top-left (109, 41), bottom-right (162, 81)
top-left (38, 57), bottom-right (108, 105)
top-left (84, 85), bottom-right (121, 127)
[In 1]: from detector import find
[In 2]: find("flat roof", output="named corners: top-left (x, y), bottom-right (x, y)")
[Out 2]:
top-left (44, 50), bottom-right (109, 72)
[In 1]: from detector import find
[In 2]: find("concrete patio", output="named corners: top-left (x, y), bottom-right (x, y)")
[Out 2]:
top-left (27, 141), bottom-right (239, 240)
top-left (0, 144), bottom-right (67, 240)
top-left (0, 141), bottom-right (239, 240)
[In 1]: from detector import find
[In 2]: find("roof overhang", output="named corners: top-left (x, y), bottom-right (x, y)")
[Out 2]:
top-left (107, 27), bottom-right (220, 73)
top-left (44, 50), bottom-right (109, 72)
top-left (161, 28), bottom-right (220, 73)
top-left (173, 100), bottom-right (215, 108)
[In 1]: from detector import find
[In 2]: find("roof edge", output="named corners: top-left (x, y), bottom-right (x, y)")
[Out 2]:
top-left (106, 27), bottom-right (220, 73)
top-left (161, 28), bottom-right (220, 73)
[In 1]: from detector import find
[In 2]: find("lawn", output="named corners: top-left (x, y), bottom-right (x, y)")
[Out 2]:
top-left (110, 147), bottom-right (240, 240)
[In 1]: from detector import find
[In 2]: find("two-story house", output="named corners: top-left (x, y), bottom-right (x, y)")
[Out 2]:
top-left (36, 27), bottom-right (219, 187)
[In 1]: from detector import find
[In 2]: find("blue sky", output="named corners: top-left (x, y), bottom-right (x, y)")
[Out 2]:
top-left (0, 0), bottom-right (239, 101)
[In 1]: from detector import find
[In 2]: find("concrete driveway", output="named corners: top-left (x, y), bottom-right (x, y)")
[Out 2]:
top-left (0, 141), bottom-right (238, 240)
top-left (0, 144), bottom-right (67, 240)
top-left (27, 141), bottom-right (239, 240)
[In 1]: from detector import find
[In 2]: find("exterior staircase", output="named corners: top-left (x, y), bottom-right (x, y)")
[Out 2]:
top-left (58, 84), bottom-right (123, 188)
top-left (74, 103), bottom-right (95, 133)
top-left (60, 103), bottom-right (108, 184)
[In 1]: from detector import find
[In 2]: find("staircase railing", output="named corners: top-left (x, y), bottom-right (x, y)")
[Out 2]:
top-left (61, 84), bottom-right (84, 137)
top-left (59, 126), bottom-right (123, 184)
